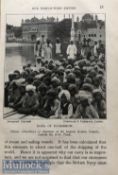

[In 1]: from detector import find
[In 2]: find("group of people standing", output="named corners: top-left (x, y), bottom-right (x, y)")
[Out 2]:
top-left (5, 36), bottom-right (106, 119)
top-left (34, 35), bottom-right (62, 60)
top-left (34, 35), bottom-right (104, 64)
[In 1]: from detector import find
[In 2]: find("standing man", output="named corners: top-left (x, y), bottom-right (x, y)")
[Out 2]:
top-left (34, 38), bottom-right (41, 57)
top-left (40, 35), bottom-right (46, 58)
top-left (45, 39), bottom-right (53, 60)
top-left (55, 38), bottom-right (62, 59)
top-left (93, 41), bottom-right (98, 57)
top-left (66, 40), bottom-right (77, 64)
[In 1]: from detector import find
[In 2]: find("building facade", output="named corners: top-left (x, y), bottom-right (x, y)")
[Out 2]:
top-left (75, 14), bottom-right (105, 43)
top-left (21, 14), bottom-right (105, 43)
top-left (21, 17), bottom-right (57, 41)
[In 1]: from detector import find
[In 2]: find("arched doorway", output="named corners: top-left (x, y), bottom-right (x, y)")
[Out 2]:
top-left (31, 34), bottom-right (36, 41)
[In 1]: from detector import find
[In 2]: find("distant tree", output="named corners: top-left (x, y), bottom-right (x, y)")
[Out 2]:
top-left (14, 27), bottom-right (22, 38)
top-left (6, 24), bottom-right (22, 38)
top-left (53, 19), bottom-right (71, 40)
top-left (6, 24), bottom-right (13, 31)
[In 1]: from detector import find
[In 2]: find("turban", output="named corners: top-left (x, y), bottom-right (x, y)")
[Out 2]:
top-left (35, 74), bottom-right (45, 80)
top-left (15, 78), bottom-right (26, 86)
top-left (47, 89), bottom-right (57, 97)
top-left (58, 66), bottom-right (64, 72)
top-left (38, 83), bottom-right (47, 91)
top-left (84, 77), bottom-right (92, 84)
top-left (26, 85), bottom-right (36, 92)
top-left (39, 67), bottom-right (46, 73)
top-left (59, 90), bottom-right (71, 101)
top-left (66, 65), bottom-right (72, 69)
top-left (75, 90), bottom-right (92, 101)
top-left (36, 37), bottom-right (40, 41)
top-left (82, 83), bottom-right (93, 92)
top-left (68, 84), bottom-right (77, 92)
top-left (51, 77), bottom-right (61, 86)
top-left (67, 73), bottom-right (76, 79)
top-left (65, 69), bottom-right (72, 74)
top-left (74, 66), bottom-right (80, 71)
top-left (93, 89), bottom-right (103, 97)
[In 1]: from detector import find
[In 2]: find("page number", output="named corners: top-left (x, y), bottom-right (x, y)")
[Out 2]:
top-left (100, 5), bottom-right (104, 9)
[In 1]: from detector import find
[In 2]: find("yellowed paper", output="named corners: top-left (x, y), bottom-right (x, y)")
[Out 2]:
top-left (0, 0), bottom-right (118, 175)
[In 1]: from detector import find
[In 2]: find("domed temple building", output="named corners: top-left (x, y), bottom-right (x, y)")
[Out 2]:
top-left (21, 16), bottom-right (57, 41)
top-left (75, 14), bottom-right (105, 43)
top-left (21, 14), bottom-right (105, 43)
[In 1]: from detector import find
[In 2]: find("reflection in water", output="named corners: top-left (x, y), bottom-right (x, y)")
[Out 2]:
top-left (5, 43), bottom-right (35, 81)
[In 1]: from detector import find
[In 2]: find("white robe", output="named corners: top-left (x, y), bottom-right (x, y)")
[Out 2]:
top-left (55, 43), bottom-right (61, 54)
top-left (93, 44), bottom-right (98, 56)
top-left (66, 44), bottom-right (77, 59)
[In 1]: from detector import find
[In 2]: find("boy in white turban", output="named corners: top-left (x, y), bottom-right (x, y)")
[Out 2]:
top-left (17, 85), bottom-right (39, 115)
top-left (58, 90), bottom-right (73, 118)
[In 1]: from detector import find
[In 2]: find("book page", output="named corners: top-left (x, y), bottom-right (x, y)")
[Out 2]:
top-left (0, 0), bottom-right (118, 174)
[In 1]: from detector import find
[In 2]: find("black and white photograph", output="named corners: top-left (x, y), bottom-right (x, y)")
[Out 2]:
top-left (4, 13), bottom-right (106, 119)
